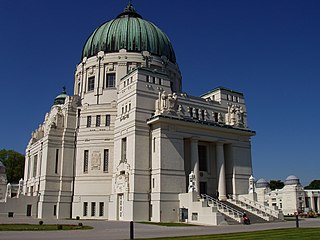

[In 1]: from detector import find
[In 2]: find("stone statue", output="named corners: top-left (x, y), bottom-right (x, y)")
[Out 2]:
top-left (188, 171), bottom-right (196, 192)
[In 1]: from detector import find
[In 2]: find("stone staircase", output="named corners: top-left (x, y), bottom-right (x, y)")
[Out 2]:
top-left (201, 194), bottom-right (243, 223)
top-left (223, 200), bottom-right (268, 224)
top-left (227, 194), bottom-right (284, 222)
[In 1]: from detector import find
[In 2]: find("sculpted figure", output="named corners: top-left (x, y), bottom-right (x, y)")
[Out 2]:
top-left (188, 171), bottom-right (196, 192)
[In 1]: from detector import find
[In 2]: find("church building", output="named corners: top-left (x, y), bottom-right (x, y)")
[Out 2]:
top-left (6, 3), bottom-right (259, 224)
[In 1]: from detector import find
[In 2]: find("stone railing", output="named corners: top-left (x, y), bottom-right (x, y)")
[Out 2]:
top-left (228, 194), bottom-right (283, 220)
top-left (202, 194), bottom-right (243, 222)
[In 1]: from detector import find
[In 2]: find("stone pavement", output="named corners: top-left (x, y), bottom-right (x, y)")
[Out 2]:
top-left (0, 217), bottom-right (319, 240)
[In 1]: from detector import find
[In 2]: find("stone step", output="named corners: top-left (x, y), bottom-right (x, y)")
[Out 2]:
top-left (222, 200), bottom-right (268, 224)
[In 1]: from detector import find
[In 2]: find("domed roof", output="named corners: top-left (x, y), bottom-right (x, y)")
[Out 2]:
top-left (81, 3), bottom-right (176, 63)
top-left (285, 175), bottom-right (300, 185)
top-left (53, 87), bottom-right (68, 105)
top-left (256, 178), bottom-right (269, 188)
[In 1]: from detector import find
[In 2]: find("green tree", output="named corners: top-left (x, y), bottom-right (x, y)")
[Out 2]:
top-left (0, 149), bottom-right (25, 183)
top-left (269, 180), bottom-right (284, 190)
top-left (305, 180), bottom-right (320, 189)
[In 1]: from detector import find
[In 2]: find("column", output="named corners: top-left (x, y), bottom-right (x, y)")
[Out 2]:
top-left (216, 142), bottom-right (227, 201)
top-left (311, 194), bottom-right (316, 211)
top-left (191, 139), bottom-right (200, 194)
top-left (317, 195), bottom-right (320, 213)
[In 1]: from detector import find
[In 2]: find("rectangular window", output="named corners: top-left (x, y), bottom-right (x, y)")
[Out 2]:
top-left (55, 149), bottom-right (59, 174)
top-left (121, 138), bottom-right (127, 162)
top-left (84, 150), bottom-right (89, 173)
top-left (146, 75), bottom-right (150, 82)
top-left (198, 145), bottom-right (207, 172)
top-left (87, 116), bottom-right (91, 127)
top-left (77, 109), bottom-right (81, 128)
top-left (105, 114), bottom-right (111, 126)
top-left (105, 73), bottom-right (115, 88)
top-left (53, 205), bottom-right (57, 216)
top-left (33, 155), bottom-right (38, 177)
top-left (103, 149), bottom-right (109, 172)
top-left (99, 202), bottom-right (104, 217)
top-left (96, 115), bottom-right (101, 127)
top-left (91, 202), bottom-right (96, 216)
top-left (88, 76), bottom-right (95, 91)
top-left (189, 107), bottom-right (193, 118)
top-left (158, 78), bottom-right (162, 85)
top-left (152, 76), bottom-right (156, 84)
top-left (83, 202), bottom-right (88, 216)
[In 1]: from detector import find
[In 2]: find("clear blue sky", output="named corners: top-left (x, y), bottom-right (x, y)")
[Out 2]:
top-left (1, 0), bottom-right (319, 186)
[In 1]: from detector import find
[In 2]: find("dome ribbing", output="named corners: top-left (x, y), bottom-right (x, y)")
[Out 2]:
top-left (81, 3), bottom-right (176, 63)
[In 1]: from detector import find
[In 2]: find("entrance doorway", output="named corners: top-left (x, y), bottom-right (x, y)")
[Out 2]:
top-left (200, 182), bottom-right (207, 195)
top-left (26, 204), bottom-right (32, 216)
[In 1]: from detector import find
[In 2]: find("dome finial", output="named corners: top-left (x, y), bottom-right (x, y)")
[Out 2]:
top-left (62, 86), bottom-right (66, 94)
top-left (117, 1), bottom-right (142, 19)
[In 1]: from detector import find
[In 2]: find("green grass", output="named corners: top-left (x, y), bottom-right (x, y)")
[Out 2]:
top-left (139, 222), bottom-right (196, 227)
top-left (140, 228), bottom-right (320, 239)
top-left (0, 224), bottom-right (93, 231)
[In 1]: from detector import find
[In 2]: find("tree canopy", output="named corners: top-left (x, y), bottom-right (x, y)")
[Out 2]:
top-left (269, 180), bottom-right (284, 190)
top-left (305, 180), bottom-right (320, 189)
top-left (0, 149), bottom-right (25, 183)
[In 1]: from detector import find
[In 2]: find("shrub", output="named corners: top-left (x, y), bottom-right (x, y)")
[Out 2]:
top-left (39, 221), bottom-right (44, 225)
top-left (76, 216), bottom-right (80, 220)
top-left (78, 222), bottom-right (83, 227)
top-left (57, 224), bottom-right (62, 230)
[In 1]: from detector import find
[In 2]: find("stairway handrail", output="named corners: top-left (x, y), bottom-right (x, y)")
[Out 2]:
top-left (228, 194), bottom-right (281, 218)
top-left (201, 194), bottom-right (244, 217)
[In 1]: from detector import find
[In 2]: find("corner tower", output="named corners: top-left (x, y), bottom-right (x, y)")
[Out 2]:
top-left (72, 3), bottom-right (181, 219)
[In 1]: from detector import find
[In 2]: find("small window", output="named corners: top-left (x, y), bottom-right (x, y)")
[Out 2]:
top-left (128, 103), bottom-right (131, 111)
top-left (103, 149), bottom-right (109, 172)
top-left (152, 76), bottom-right (156, 84)
top-left (105, 73), bottom-right (115, 88)
top-left (55, 149), bottom-right (59, 174)
top-left (158, 78), bottom-right (162, 85)
top-left (87, 116), bottom-right (91, 128)
top-left (53, 205), bottom-right (57, 216)
top-left (146, 75), bottom-right (150, 82)
top-left (88, 77), bottom-right (95, 91)
top-left (121, 138), bottom-right (127, 161)
top-left (83, 202), bottom-right (88, 216)
top-left (91, 202), bottom-right (96, 216)
top-left (192, 213), bottom-right (198, 221)
top-left (99, 202), bottom-right (104, 217)
top-left (96, 115), bottom-right (101, 127)
top-left (84, 150), bottom-right (89, 173)
top-left (189, 107), bottom-right (193, 118)
top-left (105, 115), bottom-right (111, 126)
top-left (33, 155), bottom-right (38, 177)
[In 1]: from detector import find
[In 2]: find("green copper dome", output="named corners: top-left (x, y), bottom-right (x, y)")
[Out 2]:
top-left (82, 3), bottom-right (176, 63)
top-left (53, 87), bottom-right (68, 105)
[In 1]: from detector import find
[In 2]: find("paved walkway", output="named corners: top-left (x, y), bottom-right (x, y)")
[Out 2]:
top-left (0, 217), bottom-right (319, 240)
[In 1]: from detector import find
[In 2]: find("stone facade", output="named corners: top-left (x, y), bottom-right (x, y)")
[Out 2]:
top-left (2, 4), bottom-right (256, 222)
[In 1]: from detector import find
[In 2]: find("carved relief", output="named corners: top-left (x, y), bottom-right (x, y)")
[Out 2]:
top-left (91, 151), bottom-right (101, 170)
top-left (114, 162), bottom-right (130, 194)
top-left (155, 91), bottom-right (178, 115)
top-left (225, 103), bottom-right (245, 127)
